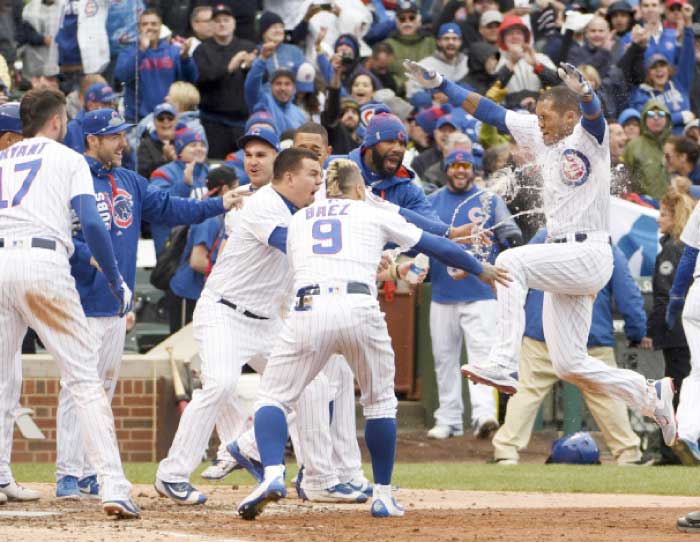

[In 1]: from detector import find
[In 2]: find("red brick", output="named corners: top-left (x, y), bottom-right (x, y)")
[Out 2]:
top-left (114, 381), bottom-right (122, 395)
top-left (123, 419), bottom-right (152, 429)
top-left (28, 441), bottom-right (55, 451)
top-left (35, 381), bottom-right (45, 394)
top-left (133, 381), bottom-right (144, 394)
top-left (23, 381), bottom-right (35, 395)
top-left (12, 440), bottom-right (27, 451)
top-left (116, 430), bottom-right (130, 441)
top-left (27, 396), bottom-right (56, 406)
top-left (129, 408), bottom-right (153, 417)
top-left (122, 381), bottom-right (132, 394)
top-left (47, 381), bottom-right (57, 394)
top-left (122, 441), bottom-right (152, 451)
top-left (34, 407), bottom-right (49, 417)
top-left (112, 407), bottom-right (129, 417)
top-left (128, 396), bottom-right (153, 406)
top-left (35, 418), bottom-right (54, 429)
top-left (145, 380), bottom-right (154, 394)
top-left (130, 430), bottom-right (152, 440)
top-left (127, 452), bottom-right (153, 462)
top-left (110, 396), bottom-right (122, 407)
top-left (35, 452), bottom-right (51, 462)
top-left (12, 453), bottom-right (33, 462)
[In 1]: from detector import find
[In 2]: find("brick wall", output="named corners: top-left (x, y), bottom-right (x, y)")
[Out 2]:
top-left (13, 374), bottom-right (179, 463)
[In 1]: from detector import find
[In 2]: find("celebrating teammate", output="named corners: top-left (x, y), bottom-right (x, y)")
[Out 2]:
top-left (0, 89), bottom-right (137, 518)
top-left (403, 59), bottom-right (679, 447)
top-left (53, 108), bottom-right (241, 499)
top-left (237, 158), bottom-right (510, 520)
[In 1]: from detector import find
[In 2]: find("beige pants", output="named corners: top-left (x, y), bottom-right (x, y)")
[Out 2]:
top-left (492, 337), bottom-right (642, 464)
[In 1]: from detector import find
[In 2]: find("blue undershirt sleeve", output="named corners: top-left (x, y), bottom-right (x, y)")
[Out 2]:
top-left (267, 226), bottom-right (288, 253)
top-left (413, 232), bottom-right (484, 275)
top-left (580, 92), bottom-right (605, 144)
top-left (670, 245), bottom-right (699, 297)
top-left (399, 208), bottom-right (450, 236)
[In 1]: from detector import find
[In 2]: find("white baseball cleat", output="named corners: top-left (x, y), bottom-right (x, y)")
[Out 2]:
top-left (347, 477), bottom-right (373, 499)
top-left (102, 497), bottom-right (141, 519)
top-left (237, 474), bottom-right (287, 520)
top-left (461, 363), bottom-right (519, 395)
top-left (370, 484), bottom-right (404, 518)
top-left (154, 478), bottom-right (207, 505)
top-left (427, 424), bottom-right (464, 439)
top-left (0, 491), bottom-right (7, 504)
top-left (300, 483), bottom-right (368, 503)
top-left (0, 481), bottom-right (41, 501)
top-left (201, 457), bottom-right (240, 481)
top-left (650, 377), bottom-right (677, 447)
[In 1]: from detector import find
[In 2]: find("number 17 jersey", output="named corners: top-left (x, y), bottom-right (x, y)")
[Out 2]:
top-left (287, 198), bottom-right (422, 294)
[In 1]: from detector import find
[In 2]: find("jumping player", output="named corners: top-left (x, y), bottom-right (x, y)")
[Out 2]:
top-left (403, 59), bottom-right (678, 447)
top-left (237, 159), bottom-right (510, 520)
top-left (53, 108), bottom-right (241, 499)
top-left (0, 89), bottom-right (136, 518)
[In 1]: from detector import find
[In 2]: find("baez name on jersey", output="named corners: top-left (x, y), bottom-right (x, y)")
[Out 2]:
top-left (305, 202), bottom-right (350, 220)
top-left (0, 142), bottom-right (49, 161)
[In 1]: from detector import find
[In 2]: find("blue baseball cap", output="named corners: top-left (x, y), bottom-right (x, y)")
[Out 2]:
top-left (645, 53), bottom-right (670, 71)
top-left (83, 108), bottom-right (134, 136)
top-left (444, 149), bottom-right (475, 170)
top-left (245, 109), bottom-right (277, 133)
top-left (153, 102), bottom-right (177, 119)
top-left (85, 83), bottom-right (118, 105)
top-left (438, 23), bottom-right (462, 38)
top-left (617, 108), bottom-right (641, 126)
top-left (0, 102), bottom-right (22, 134)
top-left (174, 128), bottom-right (207, 155)
top-left (238, 126), bottom-right (281, 152)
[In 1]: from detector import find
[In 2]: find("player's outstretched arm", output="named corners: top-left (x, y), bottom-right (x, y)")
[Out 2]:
top-left (557, 62), bottom-right (605, 144)
top-left (666, 244), bottom-right (698, 328)
top-left (403, 59), bottom-right (509, 133)
top-left (398, 206), bottom-right (492, 245)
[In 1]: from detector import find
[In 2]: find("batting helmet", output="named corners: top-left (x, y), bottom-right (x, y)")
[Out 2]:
top-left (546, 432), bottom-right (600, 465)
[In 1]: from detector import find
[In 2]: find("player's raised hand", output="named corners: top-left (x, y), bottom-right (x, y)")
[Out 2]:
top-left (222, 190), bottom-right (244, 210)
top-left (109, 278), bottom-right (134, 317)
top-left (403, 59), bottom-right (443, 89)
top-left (478, 263), bottom-right (511, 293)
top-left (449, 222), bottom-right (492, 246)
top-left (557, 62), bottom-right (592, 97)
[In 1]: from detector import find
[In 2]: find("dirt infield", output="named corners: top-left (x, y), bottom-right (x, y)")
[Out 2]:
top-left (0, 484), bottom-right (697, 542)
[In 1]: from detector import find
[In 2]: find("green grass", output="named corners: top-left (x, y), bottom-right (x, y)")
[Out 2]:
top-left (12, 462), bottom-right (700, 496)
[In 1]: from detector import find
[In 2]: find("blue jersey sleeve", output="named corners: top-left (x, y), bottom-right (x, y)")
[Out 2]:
top-left (267, 226), bottom-right (288, 253)
top-left (399, 207), bottom-right (450, 236)
top-left (413, 231), bottom-right (484, 275)
top-left (140, 176), bottom-right (225, 226)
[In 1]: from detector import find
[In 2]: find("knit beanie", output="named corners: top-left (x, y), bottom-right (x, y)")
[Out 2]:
top-left (362, 112), bottom-right (408, 148)
top-left (175, 128), bottom-right (207, 156)
top-left (259, 11), bottom-right (284, 40)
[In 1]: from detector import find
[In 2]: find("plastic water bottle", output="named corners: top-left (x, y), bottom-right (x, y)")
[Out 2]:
top-left (405, 254), bottom-right (429, 284)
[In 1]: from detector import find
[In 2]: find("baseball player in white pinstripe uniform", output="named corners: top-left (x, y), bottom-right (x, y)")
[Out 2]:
top-left (237, 159), bottom-right (510, 520)
top-left (0, 89), bottom-right (138, 518)
top-left (403, 60), bottom-right (679, 447)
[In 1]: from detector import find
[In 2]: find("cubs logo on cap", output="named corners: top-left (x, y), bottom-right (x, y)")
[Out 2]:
top-left (83, 108), bottom-right (134, 136)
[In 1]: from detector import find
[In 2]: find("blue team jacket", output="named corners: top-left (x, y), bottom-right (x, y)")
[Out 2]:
top-left (523, 229), bottom-right (647, 347)
top-left (64, 109), bottom-right (86, 153)
top-left (223, 149), bottom-right (250, 186)
top-left (150, 160), bottom-right (209, 254)
top-left (347, 146), bottom-right (441, 222)
top-left (630, 27), bottom-right (695, 134)
top-left (619, 25), bottom-right (679, 65)
top-left (115, 39), bottom-right (198, 120)
top-left (70, 156), bottom-right (225, 317)
top-left (428, 185), bottom-right (521, 304)
top-left (244, 58), bottom-right (307, 134)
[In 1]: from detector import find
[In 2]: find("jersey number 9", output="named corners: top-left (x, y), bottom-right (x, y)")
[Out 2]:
top-left (312, 218), bottom-right (342, 255)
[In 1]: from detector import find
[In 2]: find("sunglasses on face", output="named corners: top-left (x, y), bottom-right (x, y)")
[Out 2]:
top-left (398, 14), bottom-right (417, 22)
top-left (646, 110), bottom-right (667, 119)
top-left (450, 162), bottom-right (472, 170)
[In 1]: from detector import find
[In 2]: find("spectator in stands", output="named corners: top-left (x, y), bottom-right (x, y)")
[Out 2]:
top-left (492, 231), bottom-right (647, 466)
top-left (619, 0), bottom-right (679, 64)
top-left (426, 149), bottom-right (521, 441)
top-left (193, 4), bottom-right (257, 159)
top-left (223, 110), bottom-right (277, 186)
top-left (433, 0), bottom-right (500, 49)
top-left (20, 0), bottom-right (60, 82)
top-left (65, 74), bottom-right (107, 121)
top-left (476, 10), bottom-right (503, 47)
top-left (64, 83), bottom-right (119, 153)
top-left (664, 0), bottom-right (689, 30)
top-left (629, 20), bottom-right (696, 135)
top-left (168, 166), bottom-right (237, 333)
top-left (464, 42), bottom-right (504, 95)
top-left (150, 128), bottom-right (209, 254)
top-left (348, 70), bottom-right (382, 107)
top-left (648, 190), bottom-right (695, 463)
top-left (412, 112), bottom-right (465, 183)
top-left (257, 11), bottom-right (305, 76)
top-left (494, 15), bottom-right (558, 100)
top-left (623, 99), bottom-right (672, 200)
top-left (328, 34), bottom-right (364, 93)
top-left (244, 45), bottom-right (306, 133)
top-left (365, 42), bottom-right (398, 94)
top-left (137, 102), bottom-right (178, 180)
top-left (609, 122), bottom-right (629, 166)
top-left (188, 6), bottom-right (214, 56)
top-left (664, 135), bottom-right (700, 184)
top-left (383, 1), bottom-right (436, 96)
top-left (685, 119), bottom-right (700, 144)
top-left (607, 0), bottom-right (634, 53)
top-left (619, 107), bottom-right (642, 140)
top-left (321, 55), bottom-right (363, 155)
top-left (104, 0), bottom-right (143, 85)
top-left (115, 9), bottom-right (199, 122)
top-left (406, 23), bottom-right (468, 98)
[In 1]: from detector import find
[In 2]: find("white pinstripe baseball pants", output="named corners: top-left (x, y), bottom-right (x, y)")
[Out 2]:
top-left (0, 352), bottom-right (22, 486)
top-left (430, 300), bottom-right (497, 428)
top-left (678, 280), bottom-right (700, 443)
top-left (490, 240), bottom-right (653, 414)
top-left (0, 250), bottom-right (131, 500)
top-left (257, 294), bottom-right (398, 422)
top-left (56, 315), bottom-right (127, 480)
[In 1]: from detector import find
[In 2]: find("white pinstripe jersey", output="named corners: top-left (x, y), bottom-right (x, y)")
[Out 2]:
top-left (681, 202), bottom-right (700, 276)
top-left (0, 137), bottom-right (93, 256)
top-left (505, 110), bottom-right (610, 238)
top-left (287, 198), bottom-right (422, 294)
top-left (205, 184), bottom-right (294, 318)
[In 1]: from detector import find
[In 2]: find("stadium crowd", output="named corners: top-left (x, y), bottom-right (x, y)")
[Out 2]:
top-left (2, 0), bottom-right (700, 469)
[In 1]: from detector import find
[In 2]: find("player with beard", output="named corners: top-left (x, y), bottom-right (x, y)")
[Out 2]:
top-left (425, 149), bottom-right (521, 440)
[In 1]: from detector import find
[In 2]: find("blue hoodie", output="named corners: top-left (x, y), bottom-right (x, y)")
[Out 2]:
top-left (347, 146), bottom-right (440, 221)
top-left (618, 24), bottom-right (679, 65)
top-left (244, 58), bottom-right (306, 133)
top-left (150, 160), bottom-right (209, 253)
top-left (262, 43), bottom-right (305, 76)
top-left (64, 108), bottom-right (86, 153)
top-left (70, 156), bottom-right (225, 317)
top-left (523, 229), bottom-right (647, 347)
top-left (115, 39), bottom-right (198, 121)
top-left (629, 27), bottom-right (695, 134)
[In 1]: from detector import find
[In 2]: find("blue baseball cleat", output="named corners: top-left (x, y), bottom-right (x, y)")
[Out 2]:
top-left (226, 441), bottom-right (264, 483)
top-left (347, 477), bottom-right (373, 499)
top-left (154, 478), bottom-right (207, 505)
top-left (78, 475), bottom-right (100, 498)
top-left (237, 475), bottom-right (286, 520)
top-left (56, 475), bottom-right (80, 499)
top-left (102, 497), bottom-right (141, 519)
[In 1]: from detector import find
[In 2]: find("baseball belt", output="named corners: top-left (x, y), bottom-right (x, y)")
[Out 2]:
top-left (0, 237), bottom-right (56, 251)
top-left (548, 232), bottom-right (611, 244)
top-left (217, 298), bottom-right (269, 320)
top-left (295, 282), bottom-right (371, 312)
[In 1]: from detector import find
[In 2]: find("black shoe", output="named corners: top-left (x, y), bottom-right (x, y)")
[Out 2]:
top-left (677, 511), bottom-right (700, 533)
